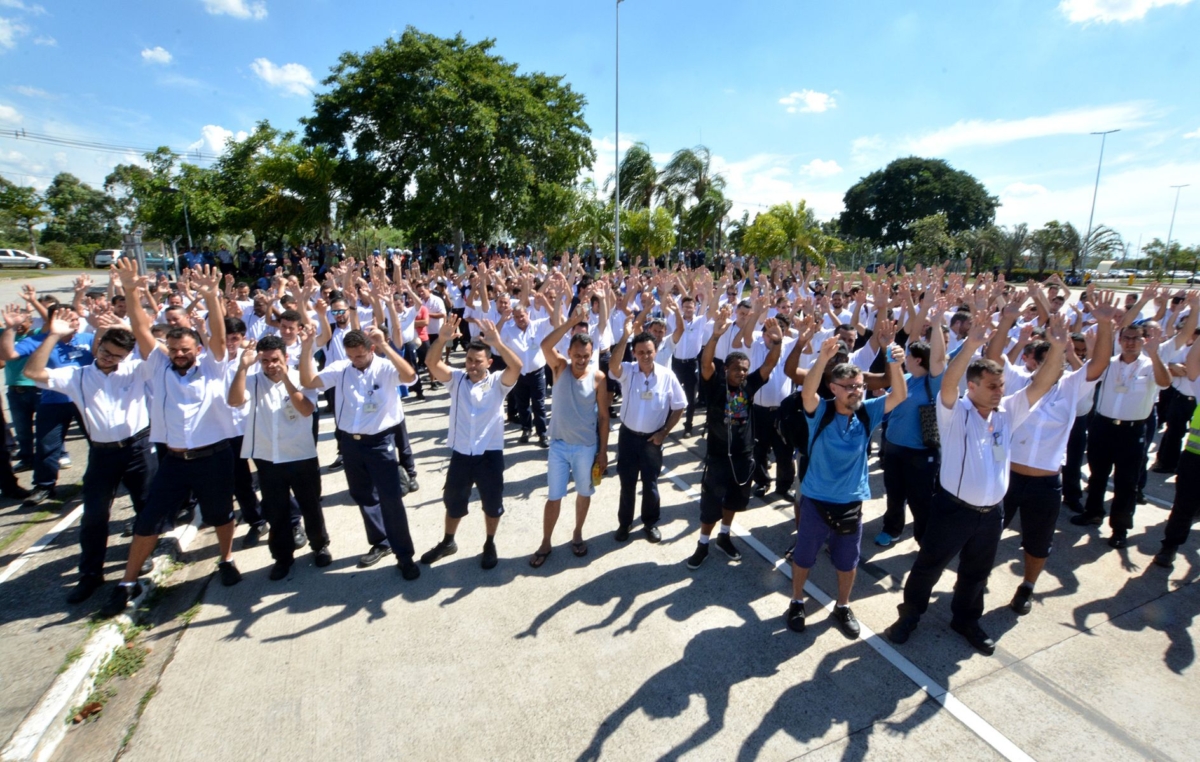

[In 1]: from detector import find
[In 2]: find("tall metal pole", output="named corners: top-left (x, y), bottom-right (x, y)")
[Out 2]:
top-left (182, 194), bottom-right (194, 250)
top-left (613, 0), bottom-right (622, 269)
top-left (1164, 184), bottom-right (1189, 272)
top-left (1078, 129), bottom-right (1119, 271)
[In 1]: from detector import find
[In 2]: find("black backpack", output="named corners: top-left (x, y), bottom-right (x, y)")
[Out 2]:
top-left (777, 392), bottom-right (871, 456)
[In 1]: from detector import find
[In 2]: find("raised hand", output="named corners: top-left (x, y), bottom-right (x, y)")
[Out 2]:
top-left (1046, 314), bottom-right (1069, 349)
top-left (762, 317), bottom-right (783, 345)
top-left (1090, 289), bottom-right (1119, 322)
top-left (817, 334), bottom-right (841, 360)
top-left (112, 259), bottom-right (138, 289)
top-left (239, 345), bottom-right (259, 370)
top-left (48, 308), bottom-right (77, 336)
top-left (875, 318), bottom-right (897, 347)
top-left (1, 304), bottom-right (24, 330)
top-left (712, 305), bottom-right (734, 337)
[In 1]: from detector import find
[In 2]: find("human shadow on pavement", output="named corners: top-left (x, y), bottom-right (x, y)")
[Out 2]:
top-left (1069, 549), bottom-right (1200, 674)
top-left (735, 643), bottom-right (942, 762)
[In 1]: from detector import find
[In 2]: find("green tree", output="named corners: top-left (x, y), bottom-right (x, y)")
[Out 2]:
top-left (611, 142), bottom-right (661, 210)
top-left (40, 173), bottom-right (119, 246)
top-left (742, 201), bottom-right (827, 267)
top-left (839, 157), bottom-right (997, 264)
top-left (305, 27), bottom-right (594, 249)
top-left (905, 213), bottom-right (957, 267)
top-left (0, 179), bottom-right (48, 253)
top-left (621, 206), bottom-right (674, 265)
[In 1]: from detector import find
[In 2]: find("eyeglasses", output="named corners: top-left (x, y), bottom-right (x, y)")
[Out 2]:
top-left (331, 309), bottom-right (347, 315)
top-left (833, 382), bottom-right (865, 392)
top-left (96, 346), bottom-right (130, 362)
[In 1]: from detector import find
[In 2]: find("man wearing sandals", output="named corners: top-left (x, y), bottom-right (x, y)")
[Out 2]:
top-left (529, 306), bottom-right (611, 567)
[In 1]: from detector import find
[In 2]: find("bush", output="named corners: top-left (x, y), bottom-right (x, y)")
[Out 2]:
top-left (38, 242), bottom-right (94, 269)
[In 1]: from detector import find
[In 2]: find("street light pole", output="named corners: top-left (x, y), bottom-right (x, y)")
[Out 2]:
top-left (614, 0), bottom-right (623, 270)
top-left (1164, 184), bottom-right (1189, 276)
top-left (1078, 129), bottom-right (1119, 273)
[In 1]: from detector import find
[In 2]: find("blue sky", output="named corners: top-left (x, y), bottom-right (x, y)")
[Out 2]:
top-left (2, 0), bottom-right (1198, 250)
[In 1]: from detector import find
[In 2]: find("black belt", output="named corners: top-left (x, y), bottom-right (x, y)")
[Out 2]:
top-left (91, 428), bottom-right (150, 451)
top-left (622, 426), bottom-right (658, 437)
top-left (1096, 414), bottom-right (1148, 428)
top-left (164, 440), bottom-right (230, 460)
top-left (7, 386), bottom-right (38, 393)
top-left (339, 429), bottom-right (389, 445)
top-left (753, 404), bottom-right (781, 412)
top-left (939, 486), bottom-right (999, 514)
top-left (522, 367), bottom-right (546, 377)
top-left (674, 357), bottom-right (698, 363)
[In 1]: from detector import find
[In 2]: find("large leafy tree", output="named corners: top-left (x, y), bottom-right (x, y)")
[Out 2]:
top-left (621, 206), bottom-right (674, 265)
top-left (305, 27), bottom-right (594, 249)
top-left (742, 201), bottom-right (829, 267)
top-left (611, 142), bottom-right (661, 210)
top-left (839, 157), bottom-right (997, 261)
top-left (40, 173), bottom-right (120, 246)
top-left (0, 178), bottom-right (48, 252)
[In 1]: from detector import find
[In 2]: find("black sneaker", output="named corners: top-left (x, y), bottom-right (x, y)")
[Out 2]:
top-left (242, 523), bottom-right (266, 549)
top-left (1154, 546), bottom-right (1178, 569)
top-left (481, 541), bottom-right (499, 570)
top-left (407, 476), bottom-right (420, 493)
top-left (686, 542), bottom-right (709, 570)
top-left (518, 430), bottom-right (531, 444)
top-left (358, 544), bottom-right (393, 568)
top-left (1010, 584), bottom-right (1033, 615)
top-left (769, 489), bottom-right (795, 504)
top-left (950, 619), bottom-right (996, 655)
top-left (832, 605), bottom-right (861, 639)
top-left (753, 484), bottom-right (769, 498)
top-left (886, 615), bottom-right (919, 645)
top-left (314, 546), bottom-right (333, 568)
top-left (399, 559), bottom-right (421, 580)
top-left (99, 582), bottom-right (142, 618)
top-left (268, 559), bottom-right (292, 581)
top-left (786, 600), bottom-right (806, 633)
top-left (420, 539), bottom-right (458, 565)
top-left (714, 533), bottom-right (741, 561)
top-left (1136, 492), bottom-right (1147, 505)
top-left (1069, 512), bottom-right (1103, 526)
top-left (1108, 531), bottom-right (1129, 549)
top-left (218, 560), bottom-right (243, 587)
top-left (292, 524), bottom-right (307, 550)
top-left (66, 575), bottom-right (104, 604)
top-left (21, 486), bottom-right (55, 507)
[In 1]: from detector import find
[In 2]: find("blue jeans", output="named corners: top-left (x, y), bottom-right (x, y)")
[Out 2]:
top-left (33, 402), bottom-right (79, 488)
top-left (7, 387), bottom-right (40, 463)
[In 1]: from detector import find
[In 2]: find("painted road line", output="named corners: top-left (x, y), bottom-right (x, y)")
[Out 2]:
top-left (0, 505), bottom-right (83, 585)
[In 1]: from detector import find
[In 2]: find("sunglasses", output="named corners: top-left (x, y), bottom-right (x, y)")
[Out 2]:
top-left (833, 382), bottom-right (865, 392)
top-left (331, 309), bottom-right (347, 315)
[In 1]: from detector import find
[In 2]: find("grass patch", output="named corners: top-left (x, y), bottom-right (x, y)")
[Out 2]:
top-left (65, 632), bottom-right (149, 725)
top-left (0, 509), bottom-right (53, 554)
top-left (57, 644), bottom-right (85, 674)
top-left (178, 602), bottom-right (202, 625)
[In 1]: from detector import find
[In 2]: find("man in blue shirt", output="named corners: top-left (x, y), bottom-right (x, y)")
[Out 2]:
top-left (786, 333), bottom-right (907, 638)
top-left (0, 304), bottom-right (94, 505)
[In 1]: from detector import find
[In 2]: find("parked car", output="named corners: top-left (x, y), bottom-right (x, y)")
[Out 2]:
top-left (0, 249), bottom-right (52, 269)
top-left (93, 249), bottom-right (122, 268)
top-left (111, 250), bottom-right (177, 272)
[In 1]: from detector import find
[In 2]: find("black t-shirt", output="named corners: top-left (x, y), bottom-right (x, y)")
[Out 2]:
top-left (703, 371), bottom-right (768, 457)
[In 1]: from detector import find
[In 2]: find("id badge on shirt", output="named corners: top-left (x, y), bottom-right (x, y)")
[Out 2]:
top-left (640, 390), bottom-right (653, 401)
top-left (992, 444), bottom-right (1006, 463)
top-left (363, 401), bottom-right (379, 414)
top-left (1114, 383), bottom-right (1129, 394)
top-left (284, 403), bottom-right (298, 422)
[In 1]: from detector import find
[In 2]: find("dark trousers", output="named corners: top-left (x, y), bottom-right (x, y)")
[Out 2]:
top-left (1062, 414), bottom-right (1089, 506)
top-left (79, 435), bottom-right (158, 578)
top-left (255, 457), bottom-right (327, 563)
top-left (751, 405), bottom-right (795, 492)
top-left (1083, 415), bottom-right (1146, 532)
top-left (391, 420), bottom-right (417, 479)
top-left (33, 402), bottom-right (81, 488)
top-left (0, 401), bottom-right (24, 494)
top-left (337, 430), bottom-right (414, 561)
top-left (880, 440), bottom-right (939, 543)
top-left (1162, 450), bottom-right (1200, 549)
top-left (900, 488), bottom-right (1002, 625)
top-left (671, 357), bottom-right (699, 429)
top-left (617, 427), bottom-right (663, 529)
top-left (7, 386), bottom-right (39, 463)
top-left (1153, 392), bottom-right (1196, 472)
top-left (1138, 407), bottom-right (1157, 494)
top-left (514, 370), bottom-right (548, 436)
top-left (135, 446), bottom-right (235, 535)
top-left (225, 435), bottom-right (261, 523)
top-left (403, 341), bottom-right (424, 397)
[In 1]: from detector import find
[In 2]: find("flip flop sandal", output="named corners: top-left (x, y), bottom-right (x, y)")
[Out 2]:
top-left (529, 550), bottom-right (552, 568)
top-left (571, 540), bottom-right (588, 557)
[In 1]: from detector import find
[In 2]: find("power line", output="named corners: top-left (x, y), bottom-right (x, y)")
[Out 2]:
top-left (0, 129), bottom-right (219, 163)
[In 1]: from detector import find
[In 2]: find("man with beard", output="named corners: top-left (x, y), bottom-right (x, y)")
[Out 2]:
top-left (685, 308), bottom-right (784, 570)
top-left (24, 319), bottom-right (156, 603)
top-left (101, 261), bottom-right (241, 618)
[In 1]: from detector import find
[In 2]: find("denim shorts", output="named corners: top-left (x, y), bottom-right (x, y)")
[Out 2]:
top-left (791, 495), bottom-right (863, 573)
top-left (547, 439), bottom-right (598, 500)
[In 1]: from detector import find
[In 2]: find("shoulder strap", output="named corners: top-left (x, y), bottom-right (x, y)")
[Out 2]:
top-left (811, 400), bottom-right (840, 444)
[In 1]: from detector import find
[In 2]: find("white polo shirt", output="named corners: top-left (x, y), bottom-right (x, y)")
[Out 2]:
top-left (1011, 368), bottom-right (1097, 469)
top-left (502, 318), bottom-right (548, 374)
top-left (318, 358), bottom-right (405, 435)
top-left (423, 294), bottom-right (446, 336)
top-left (612, 361), bottom-right (687, 434)
top-left (1095, 355), bottom-right (1163, 422)
top-left (446, 369), bottom-right (515, 455)
top-left (937, 391), bottom-right (1036, 507)
top-left (40, 361), bottom-right (150, 444)
top-left (144, 349), bottom-right (236, 449)
top-left (238, 370), bottom-right (319, 463)
top-left (750, 336), bottom-right (795, 407)
top-left (666, 315), bottom-right (710, 360)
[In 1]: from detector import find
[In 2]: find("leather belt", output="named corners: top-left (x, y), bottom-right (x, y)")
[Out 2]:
top-left (91, 429), bottom-right (150, 451)
top-left (164, 440), bottom-right (230, 460)
top-left (1096, 414), bottom-right (1147, 428)
top-left (7, 386), bottom-right (38, 393)
top-left (340, 430), bottom-right (389, 445)
top-left (939, 486), bottom-right (999, 514)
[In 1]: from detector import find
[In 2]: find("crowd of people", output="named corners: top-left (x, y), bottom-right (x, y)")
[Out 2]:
top-left (2, 250), bottom-right (1197, 656)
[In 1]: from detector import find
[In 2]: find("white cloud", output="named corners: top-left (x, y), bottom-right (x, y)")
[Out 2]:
top-left (0, 102), bottom-right (21, 124)
top-left (1059, 0), bottom-right (1192, 23)
top-left (778, 89), bottom-right (836, 114)
top-left (850, 135), bottom-right (885, 166)
top-left (13, 85), bottom-right (47, 98)
top-left (140, 46), bottom-right (172, 65)
top-left (250, 58), bottom-right (315, 97)
top-left (0, 17), bottom-right (28, 49)
top-left (0, 1), bottom-right (46, 13)
top-left (188, 124), bottom-right (249, 154)
top-left (1185, 127), bottom-right (1200, 139)
top-left (201, 0), bottom-right (267, 20)
top-left (800, 159), bottom-right (843, 178)
top-left (905, 102), bottom-right (1155, 155)
top-left (32, 34), bottom-right (52, 45)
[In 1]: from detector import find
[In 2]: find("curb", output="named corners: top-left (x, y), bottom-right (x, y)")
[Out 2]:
top-left (0, 512), bottom-right (202, 762)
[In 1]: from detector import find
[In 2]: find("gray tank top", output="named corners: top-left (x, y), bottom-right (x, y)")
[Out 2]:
top-left (549, 369), bottom-right (598, 446)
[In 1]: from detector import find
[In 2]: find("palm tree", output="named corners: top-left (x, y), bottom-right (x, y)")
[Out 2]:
top-left (994, 223), bottom-right (1031, 276)
top-left (609, 142), bottom-right (660, 210)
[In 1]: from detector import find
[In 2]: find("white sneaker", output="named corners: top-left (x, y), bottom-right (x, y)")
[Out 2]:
top-left (59, 454), bottom-right (72, 468)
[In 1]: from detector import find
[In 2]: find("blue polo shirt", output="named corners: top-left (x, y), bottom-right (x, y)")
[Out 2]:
top-left (801, 396), bottom-right (886, 504)
top-left (885, 372), bottom-right (944, 449)
top-left (14, 332), bottom-right (95, 405)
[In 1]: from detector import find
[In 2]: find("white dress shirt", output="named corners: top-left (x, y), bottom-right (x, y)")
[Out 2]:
top-left (318, 358), bottom-right (405, 435)
top-left (667, 315), bottom-right (710, 360)
top-left (144, 349), bottom-right (236, 449)
top-left (501, 318), bottom-right (547, 373)
top-left (238, 370), bottom-right (320, 463)
top-left (1166, 342), bottom-right (1198, 398)
top-left (423, 294), bottom-right (447, 337)
top-left (750, 336), bottom-right (795, 407)
top-left (446, 369), bottom-right (515, 455)
top-left (1094, 355), bottom-right (1164, 421)
top-left (937, 391), bottom-right (1036, 506)
top-left (1011, 368), bottom-right (1097, 469)
top-left (612, 361), bottom-right (687, 433)
top-left (41, 361), bottom-right (150, 444)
